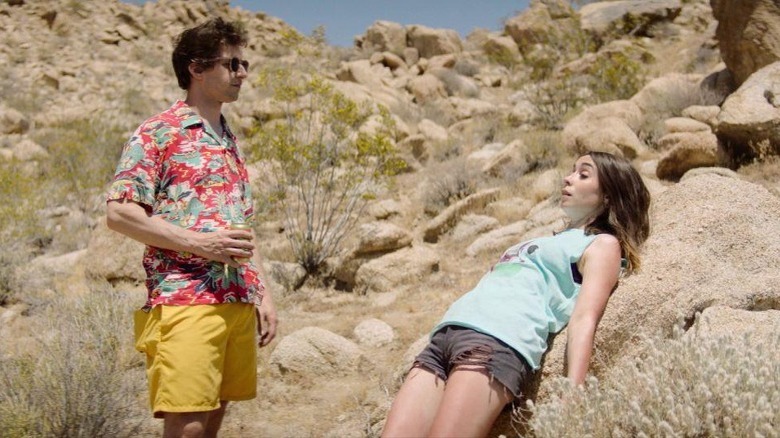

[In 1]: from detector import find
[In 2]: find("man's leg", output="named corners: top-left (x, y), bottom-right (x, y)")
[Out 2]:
top-left (162, 401), bottom-right (228, 438)
top-left (204, 401), bottom-right (229, 437)
top-left (163, 411), bottom-right (209, 438)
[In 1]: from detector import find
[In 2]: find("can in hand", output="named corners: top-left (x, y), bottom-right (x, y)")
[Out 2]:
top-left (230, 221), bottom-right (252, 264)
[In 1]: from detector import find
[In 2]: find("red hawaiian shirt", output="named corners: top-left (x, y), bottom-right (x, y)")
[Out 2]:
top-left (107, 100), bottom-right (264, 310)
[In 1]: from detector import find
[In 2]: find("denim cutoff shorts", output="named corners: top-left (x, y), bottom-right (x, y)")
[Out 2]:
top-left (413, 325), bottom-right (533, 399)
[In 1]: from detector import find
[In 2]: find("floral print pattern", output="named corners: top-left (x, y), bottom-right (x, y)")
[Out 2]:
top-left (107, 100), bottom-right (263, 310)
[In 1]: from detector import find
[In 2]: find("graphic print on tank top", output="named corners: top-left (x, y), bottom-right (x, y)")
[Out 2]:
top-left (495, 240), bottom-right (540, 267)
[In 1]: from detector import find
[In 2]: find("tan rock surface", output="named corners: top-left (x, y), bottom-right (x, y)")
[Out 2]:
top-left (354, 245), bottom-right (440, 294)
top-left (656, 131), bottom-right (720, 180)
top-left (269, 327), bottom-right (367, 377)
top-left (711, 0), bottom-right (780, 86)
top-left (717, 61), bottom-right (780, 161)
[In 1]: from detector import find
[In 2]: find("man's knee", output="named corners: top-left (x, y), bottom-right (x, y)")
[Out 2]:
top-left (163, 412), bottom-right (210, 438)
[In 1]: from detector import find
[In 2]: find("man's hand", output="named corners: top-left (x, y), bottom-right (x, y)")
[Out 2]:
top-left (255, 293), bottom-right (278, 347)
top-left (190, 229), bottom-right (255, 268)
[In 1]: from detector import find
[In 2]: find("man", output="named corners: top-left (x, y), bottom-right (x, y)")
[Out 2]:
top-left (106, 17), bottom-right (277, 438)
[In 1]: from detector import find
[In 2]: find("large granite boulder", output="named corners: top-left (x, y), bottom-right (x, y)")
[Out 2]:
top-left (354, 245), bottom-right (440, 294)
top-left (83, 217), bottom-right (145, 284)
top-left (356, 20), bottom-right (407, 56)
top-left (717, 61), bottom-right (780, 162)
top-left (711, 0), bottom-right (780, 86)
top-left (406, 25), bottom-right (462, 59)
top-left (270, 327), bottom-right (367, 377)
top-left (563, 100), bottom-right (645, 159)
top-left (580, 0), bottom-right (683, 38)
top-left (504, 0), bottom-right (577, 51)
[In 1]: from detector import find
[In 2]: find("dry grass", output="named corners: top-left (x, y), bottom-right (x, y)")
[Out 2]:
top-left (737, 155), bottom-right (780, 197)
top-left (525, 324), bottom-right (780, 437)
top-left (0, 290), bottom-right (147, 437)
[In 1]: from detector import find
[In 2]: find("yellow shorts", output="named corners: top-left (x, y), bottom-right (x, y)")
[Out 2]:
top-left (133, 303), bottom-right (257, 417)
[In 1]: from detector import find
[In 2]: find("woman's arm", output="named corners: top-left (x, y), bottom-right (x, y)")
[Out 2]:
top-left (566, 234), bottom-right (622, 385)
top-left (106, 198), bottom-right (254, 267)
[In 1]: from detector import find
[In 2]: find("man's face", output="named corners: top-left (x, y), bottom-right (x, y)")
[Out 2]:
top-left (199, 45), bottom-right (248, 104)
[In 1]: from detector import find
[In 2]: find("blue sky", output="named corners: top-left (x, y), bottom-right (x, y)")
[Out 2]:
top-left (123, 1), bottom-right (530, 47)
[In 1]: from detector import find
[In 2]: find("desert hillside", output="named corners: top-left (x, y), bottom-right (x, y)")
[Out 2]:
top-left (1, 0), bottom-right (778, 436)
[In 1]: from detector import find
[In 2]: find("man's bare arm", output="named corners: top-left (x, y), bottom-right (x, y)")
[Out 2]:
top-left (106, 198), bottom-right (254, 268)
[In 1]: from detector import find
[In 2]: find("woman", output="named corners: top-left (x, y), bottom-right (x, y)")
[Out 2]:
top-left (382, 151), bottom-right (651, 438)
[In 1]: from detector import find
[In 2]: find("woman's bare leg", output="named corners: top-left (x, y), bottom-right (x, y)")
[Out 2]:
top-left (427, 366), bottom-right (513, 438)
top-left (382, 367), bottom-right (446, 437)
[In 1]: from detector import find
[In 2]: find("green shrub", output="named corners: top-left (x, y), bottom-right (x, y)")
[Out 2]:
top-left (525, 325), bottom-right (780, 437)
top-left (0, 291), bottom-right (145, 437)
top-left (588, 51), bottom-right (645, 103)
top-left (527, 75), bottom-right (587, 130)
top-left (521, 24), bottom-right (597, 82)
top-left (248, 70), bottom-right (404, 273)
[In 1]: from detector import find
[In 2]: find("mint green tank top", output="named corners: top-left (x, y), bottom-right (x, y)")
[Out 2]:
top-left (433, 228), bottom-right (598, 370)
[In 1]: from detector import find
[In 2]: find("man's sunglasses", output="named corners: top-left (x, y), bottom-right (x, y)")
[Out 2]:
top-left (195, 57), bottom-right (250, 73)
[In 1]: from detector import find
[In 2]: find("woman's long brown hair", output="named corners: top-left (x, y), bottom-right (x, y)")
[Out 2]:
top-left (584, 151), bottom-right (651, 275)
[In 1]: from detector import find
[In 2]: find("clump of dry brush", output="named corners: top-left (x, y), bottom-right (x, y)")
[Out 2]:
top-left (525, 323), bottom-right (779, 437)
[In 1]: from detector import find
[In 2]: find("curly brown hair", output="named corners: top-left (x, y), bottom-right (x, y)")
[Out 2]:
top-left (171, 17), bottom-right (248, 90)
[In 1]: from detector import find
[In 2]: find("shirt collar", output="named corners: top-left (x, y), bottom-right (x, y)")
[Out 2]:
top-left (170, 100), bottom-right (236, 141)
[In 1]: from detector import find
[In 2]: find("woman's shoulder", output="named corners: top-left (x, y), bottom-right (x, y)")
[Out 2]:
top-left (583, 233), bottom-right (621, 260)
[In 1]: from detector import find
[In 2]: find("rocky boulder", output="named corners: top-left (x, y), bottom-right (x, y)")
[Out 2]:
top-left (711, 0), bottom-right (780, 86)
top-left (336, 59), bottom-right (392, 88)
top-left (270, 327), bottom-right (367, 377)
top-left (580, 0), bottom-right (683, 38)
top-left (367, 199), bottom-right (403, 220)
top-left (482, 34), bottom-right (520, 62)
top-left (353, 318), bottom-right (395, 347)
top-left (681, 105), bottom-right (721, 129)
top-left (357, 20), bottom-right (407, 56)
top-left (406, 25), bottom-right (463, 59)
top-left (656, 131), bottom-right (720, 181)
top-left (353, 221), bottom-right (412, 255)
top-left (83, 217), bottom-right (145, 284)
top-left (504, 0), bottom-right (577, 51)
top-left (717, 61), bottom-right (780, 162)
top-left (693, 306), bottom-right (780, 351)
top-left (451, 214), bottom-right (500, 242)
top-left (406, 73), bottom-right (447, 104)
top-left (563, 99), bottom-right (645, 159)
top-left (423, 188), bottom-right (502, 243)
top-left (354, 245), bottom-right (440, 294)
top-left (630, 73), bottom-right (706, 122)
top-left (0, 105), bottom-right (30, 135)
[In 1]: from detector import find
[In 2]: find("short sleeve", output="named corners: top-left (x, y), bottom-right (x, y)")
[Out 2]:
top-left (106, 122), bottom-right (163, 208)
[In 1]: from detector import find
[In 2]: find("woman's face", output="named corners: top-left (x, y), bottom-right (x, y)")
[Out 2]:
top-left (560, 155), bottom-right (605, 226)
